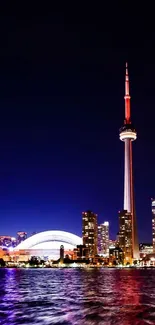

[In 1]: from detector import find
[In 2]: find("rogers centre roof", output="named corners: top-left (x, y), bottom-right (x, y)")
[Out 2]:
top-left (14, 230), bottom-right (82, 251)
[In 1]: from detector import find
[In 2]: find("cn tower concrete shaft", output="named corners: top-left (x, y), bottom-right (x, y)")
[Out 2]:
top-left (124, 138), bottom-right (132, 212)
top-left (119, 63), bottom-right (139, 260)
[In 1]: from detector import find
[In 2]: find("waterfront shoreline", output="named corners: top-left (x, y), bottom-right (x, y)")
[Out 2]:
top-left (0, 265), bottom-right (154, 269)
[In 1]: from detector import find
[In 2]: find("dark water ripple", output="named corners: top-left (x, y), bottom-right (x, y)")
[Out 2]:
top-left (0, 268), bottom-right (155, 324)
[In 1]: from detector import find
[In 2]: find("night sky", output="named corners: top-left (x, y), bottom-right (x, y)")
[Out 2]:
top-left (0, 3), bottom-right (155, 242)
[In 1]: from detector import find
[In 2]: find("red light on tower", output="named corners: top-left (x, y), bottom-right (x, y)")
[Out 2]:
top-left (124, 62), bottom-right (131, 124)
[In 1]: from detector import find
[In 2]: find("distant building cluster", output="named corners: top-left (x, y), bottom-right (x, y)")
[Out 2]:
top-left (0, 231), bottom-right (27, 249)
top-left (82, 211), bottom-right (109, 259)
top-left (0, 198), bottom-right (155, 267)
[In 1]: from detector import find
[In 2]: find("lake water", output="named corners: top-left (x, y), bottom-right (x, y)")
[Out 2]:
top-left (0, 268), bottom-right (155, 324)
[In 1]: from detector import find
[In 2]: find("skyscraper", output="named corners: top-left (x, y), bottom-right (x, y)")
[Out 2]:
top-left (119, 63), bottom-right (139, 260)
top-left (98, 222), bottom-right (109, 256)
top-left (151, 199), bottom-right (155, 252)
top-left (82, 210), bottom-right (97, 259)
top-left (118, 210), bottom-right (132, 263)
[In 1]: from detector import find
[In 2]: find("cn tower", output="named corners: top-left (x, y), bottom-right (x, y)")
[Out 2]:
top-left (119, 63), bottom-right (139, 259)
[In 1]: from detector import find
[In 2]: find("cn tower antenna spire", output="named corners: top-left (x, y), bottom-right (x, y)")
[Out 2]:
top-left (124, 62), bottom-right (131, 124)
top-left (126, 62), bottom-right (128, 75)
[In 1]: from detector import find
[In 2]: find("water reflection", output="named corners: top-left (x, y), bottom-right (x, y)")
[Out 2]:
top-left (0, 268), bottom-right (155, 324)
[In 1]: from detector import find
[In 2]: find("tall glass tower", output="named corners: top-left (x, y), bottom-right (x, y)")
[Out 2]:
top-left (98, 222), bottom-right (109, 256)
top-left (82, 210), bottom-right (97, 258)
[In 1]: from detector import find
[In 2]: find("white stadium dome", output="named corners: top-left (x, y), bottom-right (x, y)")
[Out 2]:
top-left (14, 230), bottom-right (82, 260)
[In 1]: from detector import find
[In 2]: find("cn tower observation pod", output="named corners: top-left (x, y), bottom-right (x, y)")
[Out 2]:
top-left (14, 230), bottom-right (82, 259)
top-left (119, 124), bottom-right (137, 141)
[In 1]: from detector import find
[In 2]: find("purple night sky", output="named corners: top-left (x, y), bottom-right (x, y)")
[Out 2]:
top-left (0, 3), bottom-right (155, 242)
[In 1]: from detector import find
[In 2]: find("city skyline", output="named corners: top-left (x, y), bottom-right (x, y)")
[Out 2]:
top-left (0, 6), bottom-right (155, 242)
top-left (0, 57), bottom-right (153, 242)
top-left (1, 5), bottom-right (155, 325)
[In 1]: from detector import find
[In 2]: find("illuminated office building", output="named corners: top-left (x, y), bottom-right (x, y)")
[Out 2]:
top-left (82, 210), bottom-right (97, 258)
top-left (118, 210), bottom-right (132, 263)
top-left (152, 199), bottom-right (155, 252)
top-left (73, 245), bottom-right (89, 260)
top-left (109, 239), bottom-right (117, 249)
top-left (109, 247), bottom-right (124, 265)
top-left (98, 222), bottom-right (109, 256)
